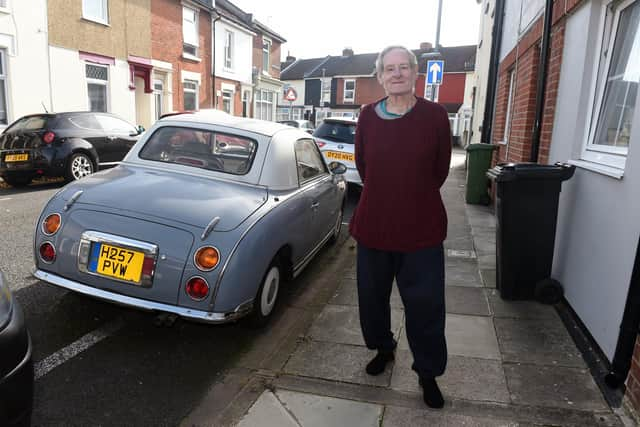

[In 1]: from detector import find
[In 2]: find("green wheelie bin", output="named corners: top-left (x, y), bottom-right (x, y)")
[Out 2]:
top-left (465, 143), bottom-right (497, 204)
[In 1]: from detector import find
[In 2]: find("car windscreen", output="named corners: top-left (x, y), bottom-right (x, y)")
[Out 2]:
top-left (313, 121), bottom-right (355, 144)
top-left (139, 126), bottom-right (257, 175)
top-left (4, 115), bottom-right (50, 133)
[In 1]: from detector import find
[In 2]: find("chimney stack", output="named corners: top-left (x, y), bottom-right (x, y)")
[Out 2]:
top-left (342, 47), bottom-right (354, 57)
top-left (420, 42), bottom-right (433, 50)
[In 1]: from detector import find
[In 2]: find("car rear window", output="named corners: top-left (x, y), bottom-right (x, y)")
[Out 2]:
top-left (313, 121), bottom-right (355, 144)
top-left (139, 126), bottom-right (257, 175)
top-left (4, 115), bottom-right (49, 133)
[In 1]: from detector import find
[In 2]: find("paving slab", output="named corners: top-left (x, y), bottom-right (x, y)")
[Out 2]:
top-left (494, 317), bottom-right (586, 368)
top-left (487, 289), bottom-right (558, 319)
top-left (504, 363), bottom-right (609, 411)
top-left (382, 405), bottom-right (521, 427)
top-left (390, 350), bottom-right (510, 404)
top-left (445, 257), bottom-right (482, 287)
top-left (477, 253), bottom-right (496, 270)
top-left (398, 314), bottom-right (500, 360)
top-left (480, 269), bottom-right (496, 288)
top-left (236, 390), bottom-right (298, 427)
top-left (284, 340), bottom-right (391, 387)
top-left (446, 286), bottom-right (491, 316)
top-left (308, 304), bottom-right (404, 347)
top-left (329, 278), bottom-right (404, 309)
top-left (274, 389), bottom-right (383, 427)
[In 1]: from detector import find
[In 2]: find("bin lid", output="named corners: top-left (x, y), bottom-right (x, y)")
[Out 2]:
top-left (486, 162), bottom-right (576, 182)
top-left (466, 143), bottom-right (498, 152)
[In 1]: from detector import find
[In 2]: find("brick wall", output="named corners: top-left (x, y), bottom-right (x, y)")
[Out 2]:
top-left (438, 73), bottom-right (466, 104)
top-left (353, 77), bottom-right (385, 105)
top-left (151, 0), bottom-right (212, 111)
top-left (627, 337), bottom-right (640, 414)
top-left (491, 0), bottom-right (569, 164)
top-left (214, 77), bottom-right (243, 116)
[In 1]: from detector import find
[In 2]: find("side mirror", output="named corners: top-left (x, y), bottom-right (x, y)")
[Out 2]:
top-left (328, 161), bottom-right (347, 175)
top-left (305, 129), bottom-right (314, 134)
top-left (136, 125), bottom-right (145, 135)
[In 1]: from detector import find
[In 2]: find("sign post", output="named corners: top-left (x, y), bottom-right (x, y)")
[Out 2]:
top-left (425, 59), bottom-right (444, 102)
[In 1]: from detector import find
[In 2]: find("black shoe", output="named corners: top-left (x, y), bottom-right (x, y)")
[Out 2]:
top-left (365, 350), bottom-right (394, 375)
top-left (419, 377), bottom-right (444, 409)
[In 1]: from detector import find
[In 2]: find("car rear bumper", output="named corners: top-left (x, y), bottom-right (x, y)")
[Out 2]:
top-left (34, 269), bottom-right (252, 324)
top-left (344, 167), bottom-right (362, 186)
top-left (0, 303), bottom-right (33, 427)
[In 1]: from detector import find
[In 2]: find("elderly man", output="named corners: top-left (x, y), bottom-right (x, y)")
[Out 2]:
top-left (349, 45), bottom-right (452, 409)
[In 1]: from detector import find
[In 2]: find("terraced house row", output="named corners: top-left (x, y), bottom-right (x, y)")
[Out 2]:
top-left (0, 0), bottom-right (285, 130)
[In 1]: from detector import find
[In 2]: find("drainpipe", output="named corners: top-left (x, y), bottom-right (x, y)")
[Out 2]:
top-left (211, 12), bottom-right (221, 108)
top-left (530, 0), bottom-right (554, 162)
top-left (606, 237), bottom-right (640, 389)
top-left (480, 0), bottom-right (505, 144)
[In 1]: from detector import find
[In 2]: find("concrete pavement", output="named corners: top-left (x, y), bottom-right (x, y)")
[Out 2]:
top-left (182, 149), bottom-right (632, 427)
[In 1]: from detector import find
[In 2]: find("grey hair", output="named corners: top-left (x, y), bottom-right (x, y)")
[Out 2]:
top-left (375, 46), bottom-right (418, 76)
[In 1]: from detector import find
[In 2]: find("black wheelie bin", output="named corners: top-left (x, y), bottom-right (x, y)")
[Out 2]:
top-left (486, 162), bottom-right (575, 303)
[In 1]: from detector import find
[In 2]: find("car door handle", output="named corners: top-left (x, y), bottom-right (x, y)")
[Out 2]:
top-left (106, 136), bottom-right (117, 141)
top-left (311, 201), bottom-right (319, 209)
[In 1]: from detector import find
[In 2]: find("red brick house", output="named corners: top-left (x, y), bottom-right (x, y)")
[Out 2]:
top-left (480, 0), bottom-right (640, 420)
top-left (151, 0), bottom-right (213, 115)
top-left (250, 20), bottom-right (286, 121)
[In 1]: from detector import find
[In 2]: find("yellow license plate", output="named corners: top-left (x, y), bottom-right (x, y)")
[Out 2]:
top-left (325, 151), bottom-right (354, 162)
top-left (5, 153), bottom-right (29, 162)
top-left (95, 243), bottom-right (145, 284)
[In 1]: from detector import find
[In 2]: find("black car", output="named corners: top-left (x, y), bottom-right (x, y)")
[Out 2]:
top-left (0, 112), bottom-right (144, 187)
top-left (0, 271), bottom-right (33, 427)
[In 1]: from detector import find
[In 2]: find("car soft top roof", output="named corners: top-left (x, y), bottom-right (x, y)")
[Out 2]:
top-left (164, 110), bottom-right (294, 137)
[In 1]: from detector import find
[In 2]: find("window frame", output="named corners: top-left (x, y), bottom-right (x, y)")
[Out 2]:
top-left (262, 38), bottom-right (271, 73)
top-left (182, 6), bottom-right (199, 58)
top-left (154, 79), bottom-right (163, 121)
top-left (294, 138), bottom-right (329, 185)
top-left (222, 89), bottom-right (233, 114)
top-left (502, 69), bottom-right (516, 145)
top-left (582, 0), bottom-right (639, 170)
top-left (183, 79), bottom-right (199, 111)
top-left (86, 62), bottom-right (109, 113)
top-left (343, 79), bottom-right (356, 103)
top-left (82, 0), bottom-right (109, 25)
top-left (255, 89), bottom-right (274, 121)
top-left (224, 30), bottom-right (234, 70)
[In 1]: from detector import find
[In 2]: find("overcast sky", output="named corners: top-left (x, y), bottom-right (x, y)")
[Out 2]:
top-left (230, 0), bottom-right (482, 61)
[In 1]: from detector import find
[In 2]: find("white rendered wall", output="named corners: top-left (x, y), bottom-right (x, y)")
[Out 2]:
top-left (500, 0), bottom-right (545, 61)
top-left (277, 79), bottom-right (305, 107)
top-left (0, 0), bottom-right (52, 126)
top-left (215, 20), bottom-right (253, 85)
top-left (549, 2), bottom-right (640, 361)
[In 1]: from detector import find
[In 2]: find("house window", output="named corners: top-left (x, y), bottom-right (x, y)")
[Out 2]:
top-left (183, 80), bottom-right (198, 111)
top-left (321, 78), bottom-right (331, 105)
top-left (224, 30), bottom-right (233, 69)
top-left (343, 79), bottom-right (355, 103)
top-left (255, 89), bottom-right (274, 121)
top-left (503, 70), bottom-right (515, 143)
top-left (222, 90), bottom-right (233, 114)
top-left (82, 0), bottom-right (108, 24)
top-left (86, 63), bottom-right (108, 112)
top-left (183, 6), bottom-right (198, 57)
top-left (584, 0), bottom-right (639, 170)
top-left (242, 90), bottom-right (250, 117)
top-left (154, 80), bottom-right (163, 121)
top-left (0, 50), bottom-right (8, 124)
top-left (262, 38), bottom-right (271, 72)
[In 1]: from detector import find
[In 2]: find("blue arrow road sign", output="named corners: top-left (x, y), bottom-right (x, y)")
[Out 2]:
top-left (427, 60), bottom-right (444, 85)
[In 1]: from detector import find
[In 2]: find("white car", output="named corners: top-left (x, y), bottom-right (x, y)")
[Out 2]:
top-left (313, 118), bottom-right (361, 186)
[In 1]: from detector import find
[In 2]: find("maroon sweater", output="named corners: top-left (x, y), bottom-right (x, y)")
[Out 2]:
top-left (349, 97), bottom-right (452, 252)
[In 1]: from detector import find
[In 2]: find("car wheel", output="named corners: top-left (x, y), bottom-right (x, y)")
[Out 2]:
top-left (248, 259), bottom-right (282, 327)
top-left (328, 205), bottom-right (344, 245)
top-left (2, 174), bottom-right (32, 187)
top-left (66, 153), bottom-right (94, 181)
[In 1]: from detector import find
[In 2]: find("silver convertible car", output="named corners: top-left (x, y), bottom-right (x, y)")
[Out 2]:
top-left (33, 111), bottom-right (347, 325)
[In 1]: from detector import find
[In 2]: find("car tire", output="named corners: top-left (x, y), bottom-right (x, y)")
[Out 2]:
top-left (2, 174), bottom-right (32, 187)
top-left (66, 152), bottom-right (95, 182)
top-left (247, 258), bottom-right (282, 328)
top-left (328, 204), bottom-right (344, 245)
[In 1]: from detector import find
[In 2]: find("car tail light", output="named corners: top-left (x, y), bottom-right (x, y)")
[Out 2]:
top-left (314, 139), bottom-right (326, 148)
top-left (194, 246), bottom-right (220, 271)
top-left (42, 131), bottom-right (55, 144)
top-left (42, 213), bottom-right (61, 235)
top-left (39, 242), bottom-right (56, 263)
top-left (185, 276), bottom-right (209, 301)
top-left (141, 256), bottom-right (156, 286)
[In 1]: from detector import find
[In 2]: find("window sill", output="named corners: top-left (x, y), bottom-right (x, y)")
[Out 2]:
top-left (498, 140), bottom-right (507, 145)
top-left (0, 7), bottom-right (10, 14)
top-left (568, 159), bottom-right (624, 179)
top-left (81, 16), bottom-right (110, 26)
top-left (182, 53), bottom-right (201, 63)
top-left (223, 67), bottom-right (234, 73)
